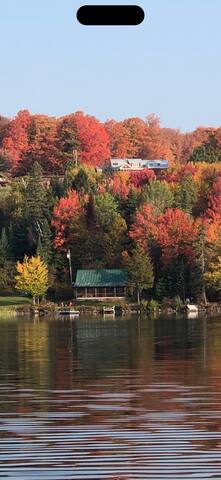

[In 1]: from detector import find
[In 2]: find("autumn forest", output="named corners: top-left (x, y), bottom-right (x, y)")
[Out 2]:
top-left (1, 109), bottom-right (221, 304)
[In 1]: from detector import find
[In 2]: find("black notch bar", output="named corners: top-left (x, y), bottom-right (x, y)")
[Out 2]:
top-left (77, 5), bottom-right (145, 26)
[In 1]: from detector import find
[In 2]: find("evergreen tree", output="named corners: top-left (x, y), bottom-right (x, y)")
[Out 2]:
top-left (0, 154), bottom-right (10, 172)
top-left (57, 119), bottom-right (79, 160)
top-left (121, 189), bottom-right (141, 227)
top-left (141, 179), bottom-right (174, 214)
top-left (50, 176), bottom-right (65, 199)
top-left (36, 219), bottom-right (53, 265)
top-left (94, 193), bottom-right (118, 231)
top-left (72, 167), bottom-right (90, 194)
top-left (0, 227), bottom-right (10, 267)
top-left (85, 194), bottom-right (96, 230)
top-left (174, 175), bottom-right (198, 215)
top-left (25, 161), bottom-right (49, 251)
top-left (190, 144), bottom-right (220, 164)
top-left (63, 159), bottom-right (76, 193)
top-left (26, 161), bottom-right (48, 223)
top-left (193, 225), bottom-right (208, 304)
top-left (155, 256), bottom-right (188, 301)
top-left (127, 247), bottom-right (154, 304)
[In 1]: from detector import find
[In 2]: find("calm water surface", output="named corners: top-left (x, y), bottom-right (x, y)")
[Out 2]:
top-left (0, 314), bottom-right (221, 479)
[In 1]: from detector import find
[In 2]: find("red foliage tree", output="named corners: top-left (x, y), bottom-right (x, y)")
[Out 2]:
top-left (129, 168), bottom-right (156, 188)
top-left (130, 205), bottom-right (197, 263)
top-left (130, 204), bottom-right (158, 252)
top-left (52, 190), bottom-right (82, 249)
top-left (2, 110), bottom-right (31, 169)
top-left (156, 208), bottom-right (197, 263)
top-left (17, 115), bottom-right (59, 174)
top-left (206, 177), bottom-right (221, 222)
top-left (62, 112), bottom-right (110, 167)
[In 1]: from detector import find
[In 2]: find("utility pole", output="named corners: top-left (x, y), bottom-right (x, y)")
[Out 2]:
top-left (73, 149), bottom-right (78, 168)
top-left (67, 249), bottom-right (73, 285)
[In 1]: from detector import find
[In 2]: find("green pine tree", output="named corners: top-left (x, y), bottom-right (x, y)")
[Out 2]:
top-left (190, 144), bottom-right (220, 164)
top-left (141, 179), bottom-right (174, 215)
top-left (36, 219), bottom-right (53, 265)
top-left (174, 175), bottom-right (198, 214)
top-left (127, 247), bottom-right (154, 304)
top-left (155, 256), bottom-right (188, 301)
top-left (72, 167), bottom-right (90, 194)
top-left (0, 227), bottom-right (10, 267)
top-left (0, 154), bottom-right (10, 172)
top-left (25, 162), bottom-right (50, 251)
top-left (26, 161), bottom-right (48, 223)
top-left (121, 189), bottom-right (141, 227)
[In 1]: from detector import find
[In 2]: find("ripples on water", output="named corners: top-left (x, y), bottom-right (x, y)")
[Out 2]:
top-left (0, 315), bottom-right (221, 479)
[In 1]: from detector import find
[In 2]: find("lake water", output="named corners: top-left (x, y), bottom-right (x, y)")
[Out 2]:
top-left (0, 314), bottom-right (221, 479)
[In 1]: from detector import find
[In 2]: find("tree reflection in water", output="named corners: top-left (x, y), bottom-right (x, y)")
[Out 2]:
top-left (0, 315), bottom-right (221, 478)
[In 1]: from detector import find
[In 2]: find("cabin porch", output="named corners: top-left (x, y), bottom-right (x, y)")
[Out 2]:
top-left (75, 286), bottom-right (126, 300)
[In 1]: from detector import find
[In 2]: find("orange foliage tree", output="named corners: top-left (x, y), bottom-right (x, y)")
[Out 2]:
top-left (105, 120), bottom-right (131, 158)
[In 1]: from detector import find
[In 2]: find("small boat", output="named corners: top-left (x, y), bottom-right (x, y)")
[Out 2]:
top-left (186, 304), bottom-right (198, 313)
top-left (59, 309), bottom-right (80, 316)
top-left (103, 306), bottom-right (115, 315)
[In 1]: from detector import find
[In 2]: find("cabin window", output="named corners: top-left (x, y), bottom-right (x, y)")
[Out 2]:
top-left (106, 287), bottom-right (115, 297)
top-left (97, 287), bottom-right (105, 297)
top-left (116, 287), bottom-right (126, 296)
top-left (76, 287), bottom-right (85, 297)
top-left (87, 287), bottom-right (96, 297)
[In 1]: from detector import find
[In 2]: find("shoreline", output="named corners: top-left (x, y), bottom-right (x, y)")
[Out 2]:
top-left (1, 300), bottom-right (221, 318)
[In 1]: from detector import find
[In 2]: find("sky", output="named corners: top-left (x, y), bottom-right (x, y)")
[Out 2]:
top-left (0, 0), bottom-right (221, 132)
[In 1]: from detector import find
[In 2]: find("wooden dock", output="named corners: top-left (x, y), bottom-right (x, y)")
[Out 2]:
top-left (59, 309), bottom-right (80, 316)
top-left (103, 306), bottom-right (115, 315)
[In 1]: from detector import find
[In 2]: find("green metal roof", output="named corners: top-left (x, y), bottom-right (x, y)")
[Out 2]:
top-left (74, 269), bottom-right (127, 287)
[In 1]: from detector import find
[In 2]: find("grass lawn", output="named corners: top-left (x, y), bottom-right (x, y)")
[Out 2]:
top-left (0, 296), bottom-right (32, 307)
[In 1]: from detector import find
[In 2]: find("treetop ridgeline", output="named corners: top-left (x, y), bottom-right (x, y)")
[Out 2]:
top-left (1, 110), bottom-right (221, 174)
top-left (1, 109), bottom-right (221, 305)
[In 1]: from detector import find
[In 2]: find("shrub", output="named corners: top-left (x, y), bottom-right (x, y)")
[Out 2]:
top-left (147, 299), bottom-right (159, 313)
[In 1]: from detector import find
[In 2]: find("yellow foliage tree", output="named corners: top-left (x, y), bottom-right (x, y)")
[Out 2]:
top-left (15, 256), bottom-right (49, 304)
top-left (204, 256), bottom-right (221, 294)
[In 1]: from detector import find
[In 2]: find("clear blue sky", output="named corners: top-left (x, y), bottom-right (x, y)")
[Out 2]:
top-left (0, 0), bottom-right (221, 131)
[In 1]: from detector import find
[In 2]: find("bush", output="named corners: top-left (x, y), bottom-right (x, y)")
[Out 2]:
top-left (140, 299), bottom-right (148, 310)
top-left (147, 299), bottom-right (159, 313)
top-left (172, 295), bottom-right (184, 310)
top-left (141, 299), bottom-right (159, 313)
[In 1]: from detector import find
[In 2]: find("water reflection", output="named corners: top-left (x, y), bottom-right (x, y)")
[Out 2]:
top-left (0, 315), bottom-right (221, 478)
